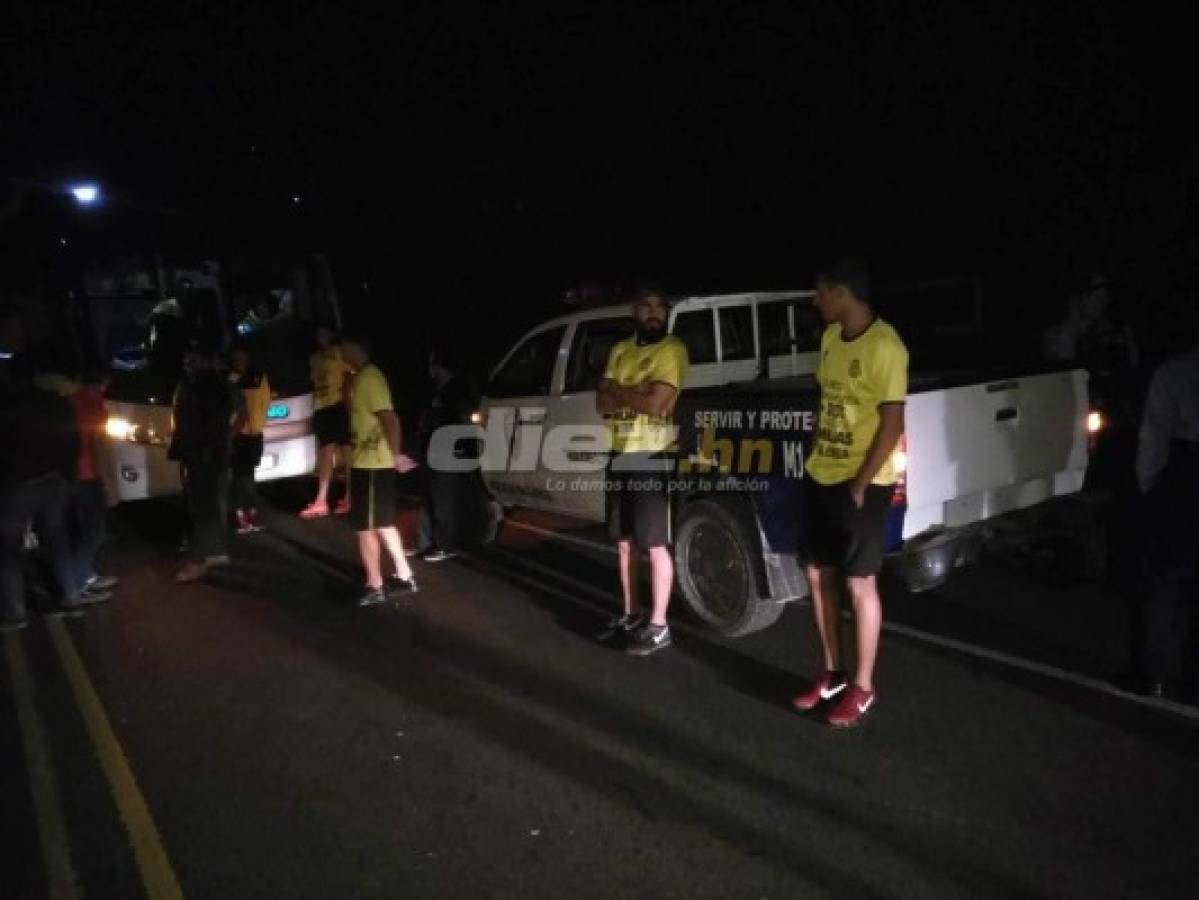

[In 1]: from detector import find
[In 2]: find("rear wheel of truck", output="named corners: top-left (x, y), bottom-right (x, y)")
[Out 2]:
top-left (674, 500), bottom-right (784, 638)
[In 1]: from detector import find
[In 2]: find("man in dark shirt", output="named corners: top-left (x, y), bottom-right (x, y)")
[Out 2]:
top-left (169, 342), bottom-right (236, 583)
top-left (0, 355), bottom-right (96, 629)
top-left (412, 345), bottom-right (480, 562)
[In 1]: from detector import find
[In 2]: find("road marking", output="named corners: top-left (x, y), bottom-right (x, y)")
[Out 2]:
top-left (502, 517), bottom-right (619, 556)
top-left (4, 631), bottom-right (81, 900)
top-left (487, 533), bottom-right (1199, 724)
top-left (44, 617), bottom-right (185, 899)
top-left (879, 619), bottom-right (1199, 722)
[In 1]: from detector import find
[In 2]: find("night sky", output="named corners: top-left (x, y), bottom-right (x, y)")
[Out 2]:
top-left (4, 1), bottom-right (1199, 365)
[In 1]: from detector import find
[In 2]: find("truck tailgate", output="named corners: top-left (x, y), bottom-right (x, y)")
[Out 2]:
top-left (903, 368), bottom-right (1089, 538)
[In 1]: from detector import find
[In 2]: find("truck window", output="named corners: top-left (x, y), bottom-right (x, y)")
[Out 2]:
top-left (565, 316), bottom-right (633, 393)
top-left (672, 309), bottom-right (717, 364)
top-left (758, 300), bottom-right (791, 355)
top-left (488, 326), bottom-right (566, 398)
top-left (758, 298), bottom-right (823, 355)
top-left (718, 306), bottom-right (755, 361)
top-left (792, 300), bottom-right (824, 352)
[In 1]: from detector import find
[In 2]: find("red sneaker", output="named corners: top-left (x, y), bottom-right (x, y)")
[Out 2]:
top-left (826, 684), bottom-right (876, 728)
top-left (791, 670), bottom-right (849, 712)
top-left (299, 502), bottom-right (330, 519)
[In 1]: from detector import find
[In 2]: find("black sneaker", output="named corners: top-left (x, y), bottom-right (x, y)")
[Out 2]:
top-left (387, 575), bottom-right (419, 598)
top-left (356, 586), bottom-right (389, 607)
top-left (597, 613), bottom-right (645, 642)
top-left (0, 617), bottom-right (29, 633)
top-left (626, 623), bottom-right (671, 656)
top-left (50, 606), bottom-right (86, 620)
top-left (420, 549), bottom-right (458, 563)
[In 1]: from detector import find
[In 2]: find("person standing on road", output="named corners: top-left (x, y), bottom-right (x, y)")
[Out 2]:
top-left (32, 361), bottom-right (121, 603)
top-left (0, 354), bottom-right (100, 630)
top-left (301, 324), bottom-right (353, 519)
top-left (1132, 338), bottom-right (1199, 698)
top-left (792, 259), bottom-right (908, 727)
top-left (65, 366), bottom-right (121, 600)
top-left (229, 345), bottom-right (271, 535)
top-left (341, 334), bottom-right (419, 606)
top-left (411, 343), bottom-right (480, 562)
top-left (170, 342), bottom-right (237, 583)
top-left (596, 288), bottom-right (689, 655)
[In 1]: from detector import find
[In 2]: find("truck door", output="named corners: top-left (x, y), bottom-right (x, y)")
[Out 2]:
top-left (480, 325), bottom-right (567, 509)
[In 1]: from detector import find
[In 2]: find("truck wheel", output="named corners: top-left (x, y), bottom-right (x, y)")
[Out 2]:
top-left (674, 500), bottom-right (784, 638)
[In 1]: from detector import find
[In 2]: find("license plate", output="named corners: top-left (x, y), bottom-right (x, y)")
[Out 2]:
top-left (257, 453), bottom-right (278, 472)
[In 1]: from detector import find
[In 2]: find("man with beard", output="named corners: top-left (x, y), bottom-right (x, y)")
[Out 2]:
top-left (595, 288), bottom-right (689, 655)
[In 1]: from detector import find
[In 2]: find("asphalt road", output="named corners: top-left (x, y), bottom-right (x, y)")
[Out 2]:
top-left (2, 485), bottom-right (1197, 900)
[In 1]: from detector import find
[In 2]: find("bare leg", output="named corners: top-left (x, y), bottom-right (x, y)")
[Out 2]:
top-left (647, 545), bottom-right (673, 627)
top-left (357, 530), bottom-right (383, 589)
top-left (846, 575), bottom-right (882, 691)
top-left (314, 444), bottom-right (334, 507)
top-left (616, 539), bottom-right (633, 615)
top-left (806, 564), bottom-right (842, 671)
top-left (376, 526), bottom-right (413, 581)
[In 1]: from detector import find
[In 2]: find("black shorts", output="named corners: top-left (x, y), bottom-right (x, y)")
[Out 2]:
top-left (606, 452), bottom-right (673, 549)
top-left (349, 468), bottom-right (397, 532)
top-left (231, 434), bottom-right (264, 478)
top-left (801, 479), bottom-right (894, 577)
top-left (313, 403), bottom-right (350, 447)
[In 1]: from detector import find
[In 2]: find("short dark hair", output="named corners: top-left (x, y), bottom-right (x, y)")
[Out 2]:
top-left (429, 339), bottom-right (464, 374)
top-left (816, 258), bottom-right (871, 304)
top-left (340, 330), bottom-right (372, 356)
top-left (632, 285), bottom-right (669, 307)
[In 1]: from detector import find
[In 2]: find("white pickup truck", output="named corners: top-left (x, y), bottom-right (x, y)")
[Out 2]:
top-left (478, 290), bottom-right (1095, 636)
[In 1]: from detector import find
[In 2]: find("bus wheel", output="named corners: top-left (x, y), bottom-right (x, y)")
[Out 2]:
top-left (674, 500), bottom-right (783, 638)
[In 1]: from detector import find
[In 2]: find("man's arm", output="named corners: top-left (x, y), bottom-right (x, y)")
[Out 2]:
top-left (375, 408), bottom-right (402, 456)
top-left (850, 404), bottom-right (905, 507)
top-left (596, 379), bottom-right (678, 418)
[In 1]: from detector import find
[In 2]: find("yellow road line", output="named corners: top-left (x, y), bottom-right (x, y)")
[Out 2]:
top-left (4, 630), bottom-right (81, 900)
top-left (44, 616), bottom-right (184, 900)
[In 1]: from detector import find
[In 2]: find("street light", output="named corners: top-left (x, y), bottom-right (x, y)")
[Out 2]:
top-left (69, 182), bottom-right (101, 207)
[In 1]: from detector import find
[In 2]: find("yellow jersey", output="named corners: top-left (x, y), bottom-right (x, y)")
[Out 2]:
top-left (349, 364), bottom-right (395, 469)
top-left (311, 346), bottom-right (349, 410)
top-left (807, 319), bottom-right (908, 486)
top-left (238, 375), bottom-right (272, 436)
top-left (601, 335), bottom-right (689, 454)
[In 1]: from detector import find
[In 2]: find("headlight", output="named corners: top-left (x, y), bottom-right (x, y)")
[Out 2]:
top-left (1086, 411), bottom-right (1104, 434)
top-left (469, 410), bottom-right (484, 425)
top-left (105, 417), bottom-right (133, 440)
top-left (105, 417), bottom-right (166, 445)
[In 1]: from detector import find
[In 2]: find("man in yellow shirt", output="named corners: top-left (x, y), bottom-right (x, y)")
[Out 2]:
top-left (301, 324), bottom-right (353, 519)
top-left (596, 288), bottom-right (689, 655)
top-left (792, 260), bottom-right (908, 727)
top-left (341, 334), bottom-right (419, 606)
